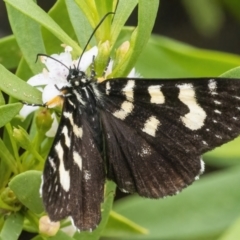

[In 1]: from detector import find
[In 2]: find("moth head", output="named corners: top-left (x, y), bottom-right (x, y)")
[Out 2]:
top-left (67, 68), bottom-right (88, 87)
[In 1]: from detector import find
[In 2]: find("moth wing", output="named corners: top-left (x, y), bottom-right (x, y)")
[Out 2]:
top-left (99, 78), bottom-right (240, 197)
top-left (41, 99), bottom-right (105, 231)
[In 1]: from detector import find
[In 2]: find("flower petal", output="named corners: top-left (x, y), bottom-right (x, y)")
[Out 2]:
top-left (27, 73), bottom-right (49, 87)
top-left (19, 105), bottom-right (39, 119)
top-left (42, 84), bottom-right (61, 103)
top-left (76, 46), bottom-right (98, 71)
top-left (45, 113), bottom-right (58, 137)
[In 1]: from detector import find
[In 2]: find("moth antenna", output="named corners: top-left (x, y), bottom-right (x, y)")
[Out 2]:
top-left (77, 12), bottom-right (115, 70)
top-left (36, 53), bottom-right (70, 71)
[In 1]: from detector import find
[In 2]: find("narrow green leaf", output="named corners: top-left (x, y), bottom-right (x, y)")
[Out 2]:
top-left (136, 35), bottom-right (240, 78)
top-left (9, 170), bottom-right (44, 214)
top-left (13, 126), bottom-right (44, 163)
top-left (0, 138), bottom-right (18, 176)
top-left (0, 91), bottom-right (5, 105)
top-left (65, 0), bottom-right (95, 48)
top-left (75, 0), bottom-right (98, 28)
top-left (0, 103), bottom-right (22, 128)
top-left (0, 213), bottom-right (23, 240)
top-left (0, 64), bottom-right (42, 104)
top-left (42, 0), bottom-right (79, 55)
top-left (4, 0), bottom-right (80, 54)
top-left (114, 166), bottom-right (240, 239)
top-left (219, 66), bottom-right (240, 78)
top-left (219, 217), bottom-right (240, 240)
top-left (102, 211), bottom-right (148, 238)
top-left (204, 137), bottom-right (240, 167)
top-left (111, 0), bottom-right (138, 45)
top-left (48, 230), bottom-right (75, 240)
top-left (112, 0), bottom-right (159, 77)
top-left (31, 235), bottom-right (45, 240)
top-left (0, 35), bottom-right (21, 70)
top-left (6, 3), bottom-right (45, 74)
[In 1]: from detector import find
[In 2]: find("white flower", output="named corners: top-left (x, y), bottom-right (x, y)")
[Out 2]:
top-left (20, 46), bottom-right (98, 137)
top-left (20, 46), bottom-right (98, 118)
top-left (20, 45), bottom-right (138, 137)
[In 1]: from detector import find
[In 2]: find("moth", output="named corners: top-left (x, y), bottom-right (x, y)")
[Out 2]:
top-left (32, 15), bottom-right (240, 231)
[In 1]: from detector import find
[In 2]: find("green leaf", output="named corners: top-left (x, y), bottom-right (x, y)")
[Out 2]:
top-left (42, 0), bottom-right (78, 55)
top-left (4, 0), bottom-right (80, 54)
top-left (13, 126), bottom-right (44, 163)
top-left (204, 137), bottom-right (240, 167)
top-left (136, 35), bottom-right (240, 78)
top-left (111, 0), bottom-right (138, 45)
top-left (0, 92), bottom-right (5, 105)
top-left (47, 230), bottom-right (75, 240)
top-left (112, 0), bottom-right (159, 77)
top-left (65, 0), bottom-right (95, 48)
top-left (218, 217), bottom-right (240, 240)
top-left (219, 66), bottom-right (240, 78)
top-left (102, 211), bottom-right (148, 238)
top-left (6, 2), bottom-right (45, 74)
top-left (0, 212), bottom-right (23, 240)
top-left (0, 35), bottom-right (21, 70)
top-left (0, 103), bottom-right (22, 128)
top-left (9, 170), bottom-right (44, 214)
top-left (0, 138), bottom-right (18, 179)
top-left (114, 166), bottom-right (240, 239)
top-left (0, 64), bottom-right (42, 104)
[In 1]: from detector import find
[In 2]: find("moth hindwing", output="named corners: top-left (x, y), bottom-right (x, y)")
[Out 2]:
top-left (40, 66), bottom-right (240, 230)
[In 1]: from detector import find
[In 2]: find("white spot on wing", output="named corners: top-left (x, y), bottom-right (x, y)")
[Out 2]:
top-left (214, 109), bottom-right (221, 114)
top-left (195, 159), bottom-right (205, 180)
top-left (39, 175), bottom-right (44, 197)
top-left (106, 81), bottom-right (110, 95)
top-left (63, 112), bottom-right (83, 138)
top-left (73, 151), bottom-right (82, 171)
top-left (62, 126), bottom-right (70, 147)
top-left (208, 79), bottom-right (218, 95)
top-left (84, 170), bottom-right (91, 180)
top-left (73, 89), bottom-right (85, 105)
top-left (55, 142), bottom-right (70, 192)
top-left (214, 100), bottom-right (221, 105)
top-left (49, 157), bottom-right (56, 172)
top-left (177, 83), bottom-right (207, 130)
top-left (113, 101), bottom-right (134, 120)
top-left (122, 80), bottom-right (135, 101)
top-left (148, 85), bottom-right (165, 104)
top-left (202, 140), bottom-right (208, 145)
top-left (234, 96), bottom-right (240, 100)
top-left (142, 116), bottom-right (161, 137)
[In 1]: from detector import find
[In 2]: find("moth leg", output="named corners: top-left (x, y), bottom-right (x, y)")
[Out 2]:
top-left (20, 100), bottom-right (46, 108)
top-left (21, 95), bottom-right (64, 109)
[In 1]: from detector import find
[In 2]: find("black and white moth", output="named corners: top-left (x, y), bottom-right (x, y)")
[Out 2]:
top-left (31, 14), bottom-right (240, 233)
top-left (39, 64), bottom-right (240, 230)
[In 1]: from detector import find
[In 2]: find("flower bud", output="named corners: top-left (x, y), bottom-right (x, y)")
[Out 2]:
top-left (35, 108), bottom-right (53, 135)
top-left (95, 40), bottom-right (111, 76)
top-left (39, 215), bottom-right (60, 237)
